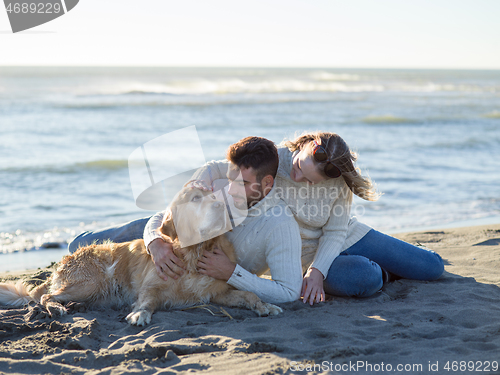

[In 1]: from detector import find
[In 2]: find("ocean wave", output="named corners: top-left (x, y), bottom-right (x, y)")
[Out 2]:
top-left (57, 103), bottom-right (121, 110)
top-left (123, 90), bottom-right (176, 96)
top-left (53, 83), bottom-right (499, 110)
top-left (89, 79), bottom-right (385, 96)
top-left (36, 75), bottom-right (499, 109)
top-left (483, 111), bottom-right (500, 119)
top-left (2, 69), bottom-right (499, 105)
top-left (51, 76), bottom-right (386, 99)
top-left (0, 220), bottom-right (123, 255)
top-left (76, 159), bottom-right (128, 170)
top-left (2, 159), bottom-right (129, 174)
top-left (361, 115), bottom-right (417, 124)
top-left (429, 137), bottom-right (498, 150)
top-left (54, 93), bottom-right (371, 109)
top-left (0, 227), bottom-right (72, 253)
top-left (308, 71), bottom-right (361, 81)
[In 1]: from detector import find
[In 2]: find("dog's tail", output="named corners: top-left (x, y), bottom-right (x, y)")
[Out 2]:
top-left (0, 280), bottom-right (33, 307)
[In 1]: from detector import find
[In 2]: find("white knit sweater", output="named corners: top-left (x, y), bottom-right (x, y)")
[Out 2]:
top-left (275, 147), bottom-right (372, 277)
top-left (144, 160), bottom-right (303, 304)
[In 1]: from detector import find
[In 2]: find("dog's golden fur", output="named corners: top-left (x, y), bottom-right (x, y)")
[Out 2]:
top-left (0, 187), bottom-right (281, 325)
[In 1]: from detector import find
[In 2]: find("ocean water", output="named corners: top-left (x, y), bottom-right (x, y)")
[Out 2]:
top-left (1, 67), bottom-right (499, 272)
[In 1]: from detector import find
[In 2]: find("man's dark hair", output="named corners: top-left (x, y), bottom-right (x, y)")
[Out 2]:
top-left (226, 136), bottom-right (279, 182)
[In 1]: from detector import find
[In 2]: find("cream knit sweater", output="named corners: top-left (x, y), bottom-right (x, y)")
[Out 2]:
top-left (275, 147), bottom-right (372, 277)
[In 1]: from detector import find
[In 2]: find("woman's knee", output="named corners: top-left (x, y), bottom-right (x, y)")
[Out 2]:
top-left (424, 252), bottom-right (445, 281)
top-left (324, 256), bottom-right (384, 298)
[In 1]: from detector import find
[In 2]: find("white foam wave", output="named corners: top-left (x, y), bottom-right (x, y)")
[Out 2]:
top-left (393, 83), bottom-right (495, 93)
top-left (73, 78), bottom-right (385, 97)
top-left (71, 78), bottom-right (499, 98)
top-left (0, 227), bottom-right (73, 254)
top-left (308, 71), bottom-right (361, 81)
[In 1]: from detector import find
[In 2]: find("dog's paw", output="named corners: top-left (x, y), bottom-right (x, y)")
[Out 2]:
top-left (46, 302), bottom-right (67, 318)
top-left (264, 303), bottom-right (282, 316)
top-left (253, 302), bottom-right (282, 317)
top-left (66, 301), bottom-right (87, 313)
top-left (126, 310), bottom-right (152, 326)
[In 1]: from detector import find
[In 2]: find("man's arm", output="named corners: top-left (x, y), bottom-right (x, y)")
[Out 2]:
top-left (199, 219), bottom-right (303, 304)
top-left (144, 211), bottom-right (186, 280)
top-left (228, 221), bottom-right (303, 303)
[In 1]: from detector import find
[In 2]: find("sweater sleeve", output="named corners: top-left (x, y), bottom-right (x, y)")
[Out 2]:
top-left (144, 211), bottom-right (165, 250)
top-left (190, 160), bottom-right (230, 188)
top-left (227, 221), bottom-right (303, 304)
top-left (309, 184), bottom-right (353, 278)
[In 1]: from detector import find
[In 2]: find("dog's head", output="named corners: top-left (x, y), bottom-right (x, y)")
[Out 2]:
top-left (160, 184), bottom-right (230, 247)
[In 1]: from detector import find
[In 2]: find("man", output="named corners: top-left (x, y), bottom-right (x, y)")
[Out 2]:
top-left (69, 137), bottom-right (302, 303)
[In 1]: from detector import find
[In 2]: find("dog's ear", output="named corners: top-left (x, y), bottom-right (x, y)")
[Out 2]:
top-left (159, 209), bottom-right (177, 241)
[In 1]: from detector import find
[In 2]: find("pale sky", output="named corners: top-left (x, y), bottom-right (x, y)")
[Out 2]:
top-left (1, 0), bottom-right (499, 68)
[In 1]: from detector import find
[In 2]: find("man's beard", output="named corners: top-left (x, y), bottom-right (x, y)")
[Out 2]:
top-left (246, 184), bottom-right (265, 208)
top-left (232, 184), bottom-right (264, 209)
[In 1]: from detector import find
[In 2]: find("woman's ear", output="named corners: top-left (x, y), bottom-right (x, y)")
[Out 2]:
top-left (159, 208), bottom-right (177, 241)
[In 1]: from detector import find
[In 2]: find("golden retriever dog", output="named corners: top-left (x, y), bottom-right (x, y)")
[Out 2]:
top-left (0, 185), bottom-right (282, 326)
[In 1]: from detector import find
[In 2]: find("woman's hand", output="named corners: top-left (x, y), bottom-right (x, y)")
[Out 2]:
top-left (301, 267), bottom-right (326, 305)
top-left (185, 179), bottom-right (213, 192)
top-left (148, 238), bottom-right (186, 280)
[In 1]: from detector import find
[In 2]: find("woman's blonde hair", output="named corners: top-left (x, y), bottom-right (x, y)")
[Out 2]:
top-left (282, 131), bottom-right (380, 201)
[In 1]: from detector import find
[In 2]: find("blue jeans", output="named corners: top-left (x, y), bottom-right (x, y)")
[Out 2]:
top-left (324, 229), bottom-right (444, 298)
top-left (68, 216), bottom-right (152, 254)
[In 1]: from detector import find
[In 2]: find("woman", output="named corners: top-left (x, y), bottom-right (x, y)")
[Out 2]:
top-left (275, 131), bottom-right (444, 305)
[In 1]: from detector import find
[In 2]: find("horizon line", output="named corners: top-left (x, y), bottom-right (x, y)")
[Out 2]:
top-left (0, 64), bottom-right (499, 71)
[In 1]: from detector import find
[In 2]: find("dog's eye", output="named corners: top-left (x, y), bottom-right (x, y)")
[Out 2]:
top-left (192, 195), bottom-right (202, 202)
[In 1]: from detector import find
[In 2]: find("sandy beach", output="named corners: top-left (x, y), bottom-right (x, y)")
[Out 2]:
top-left (1, 224), bottom-right (499, 375)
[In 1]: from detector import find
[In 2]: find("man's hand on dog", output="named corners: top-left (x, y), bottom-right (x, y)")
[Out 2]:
top-left (197, 246), bottom-right (236, 281)
top-left (149, 239), bottom-right (186, 280)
